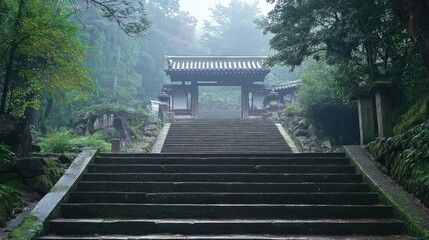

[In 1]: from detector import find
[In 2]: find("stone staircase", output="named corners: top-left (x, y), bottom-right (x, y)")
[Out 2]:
top-left (38, 152), bottom-right (410, 239)
top-left (161, 119), bottom-right (292, 153)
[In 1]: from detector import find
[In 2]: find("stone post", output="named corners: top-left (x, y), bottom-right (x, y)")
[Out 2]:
top-left (357, 96), bottom-right (376, 145)
top-left (157, 91), bottom-right (170, 121)
top-left (372, 81), bottom-right (394, 138)
top-left (111, 139), bottom-right (121, 152)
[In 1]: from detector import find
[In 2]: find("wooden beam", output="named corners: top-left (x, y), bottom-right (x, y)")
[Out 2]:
top-left (241, 85), bottom-right (250, 119)
top-left (191, 81), bottom-right (198, 118)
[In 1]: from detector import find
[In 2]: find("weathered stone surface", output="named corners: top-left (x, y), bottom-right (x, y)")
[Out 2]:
top-left (23, 175), bottom-right (53, 196)
top-left (145, 124), bottom-right (157, 131)
top-left (113, 118), bottom-right (133, 148)
top-left (294, 129), bottom-right (307, 137)
top-left (144, 130), bottom-right (158, 137)
top-left (0, 114), bottom-right (30, 155)
top-left (308, 124), bottom-right (318, 134)
top-left (16, 158), bottom-right (47, 178)
top-left (93, 114), bottom-right (114, 132)
top-left (322, 139), bottom-right (332, 149)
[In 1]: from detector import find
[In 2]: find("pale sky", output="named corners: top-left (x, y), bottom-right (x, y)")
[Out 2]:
top-left (179, 0), bottom-right (273, 29)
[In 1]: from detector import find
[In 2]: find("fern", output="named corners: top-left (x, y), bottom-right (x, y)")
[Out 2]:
top-left (394, 96), bottom-right (429, 134)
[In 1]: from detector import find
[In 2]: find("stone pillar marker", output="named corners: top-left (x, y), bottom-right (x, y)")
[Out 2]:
top-left (372, 81), bottom-right (394, 138)
top-left (157, 91), bottom-right (170, 121)
top-left (111, 139), bottom-right (121, 152)
top-left (356, 95), bottom-right (376, 145)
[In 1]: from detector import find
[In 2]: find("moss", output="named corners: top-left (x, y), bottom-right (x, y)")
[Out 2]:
top-left (10, 214), bottom-right (43, 240)
top-left (0, 183), bottom-right (23, 227)
top-left (367, 120), bottom-right (429, 208)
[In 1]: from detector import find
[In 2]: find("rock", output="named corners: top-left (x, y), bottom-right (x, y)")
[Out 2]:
top-left (58, 154), bottom-right (73, 164)
top-left (298, 119), bottom-right (310, 128)
top-left (113, 117), bottom-right (133, 149)
top-left (146, 116), bottom-right (158, 124)
top-left (145, 124), bottom-right (157, 131)
top-left (308, 124), bottom-right (318, 134)
top-left (322, 139), bottom-right (332, 149)
top-left (309, 134), bottom-right (318, 142)
top-left (22, 175), bottom-right (52, 196)
top-left (15, 158), bottom-right (47, 178)
top-left (74, 123), bottom-right (87, 135)
top-left (0, 172), bottom-right (21, 183)
top-left (144, 130), bottom-right (158, 137)
top-left (294, 129), bottom-right (307, 137)
top-left (93, 114), bottom-right (114, 132)
top-left (0, 114), bottom-right (31, 155)
top-left (31, 144), bottom-right (41, 153)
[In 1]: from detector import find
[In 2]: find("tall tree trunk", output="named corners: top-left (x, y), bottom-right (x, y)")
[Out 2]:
top-left (0, 0), bottom-right (25, 113)
top-left (391, 0), bottom-right (429, 73)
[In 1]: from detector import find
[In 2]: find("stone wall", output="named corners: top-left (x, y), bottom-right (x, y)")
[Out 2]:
top-left (279, 112), bottom-right (342, 153)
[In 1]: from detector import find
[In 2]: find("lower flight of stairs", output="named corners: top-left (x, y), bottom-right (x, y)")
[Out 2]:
top-left (38, 153), bottom-right (411, 239)
top-left (160, 119), bottom-right (292, 154)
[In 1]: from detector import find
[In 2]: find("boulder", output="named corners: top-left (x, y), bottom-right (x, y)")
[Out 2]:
top-left (308, 124), bottom-right (318, 134)
top-left (15, 158), bottom-right (47, 178)
top-left (294, 129), bottom-right (307, 137)
top-left (145, 124), bottom-right (157, 131)
top-left (322, 139), bottom-right (332, 149)
top-left (144, 130), bottom-right (158, 137)
top-left (58, 154), bottom-right (73, 164)
top-left (22, 175), bottom-right (52, 196)
top-left (0, 114), bottom-right (30, 155)
top-left (93, 114), bottom-right (114, 132)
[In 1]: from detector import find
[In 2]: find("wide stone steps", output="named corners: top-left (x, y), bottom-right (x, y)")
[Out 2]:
top-left (39, 153), bottom-right (409, 238)
top-left (45, 218), bottom-right (404, 236)
top-left (68, 192), bottom-right (380, 205)
top-left (160, 120), bottom-right (292, 154)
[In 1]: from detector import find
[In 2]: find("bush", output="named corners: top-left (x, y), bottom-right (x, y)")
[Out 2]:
top-left (0, 143), bottom-right (15, 168)
top-left (39, 129), bottom-right (111, 153)
top-left (367, 120), bottom-right (429, 207)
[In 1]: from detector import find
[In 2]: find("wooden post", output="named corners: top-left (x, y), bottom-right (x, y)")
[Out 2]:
top-left (358, 96), bottom-right (376, 145)
top-left (241, 84), bottom-right (250, 119)
top-left (191, 81), bottom-right (198, 118)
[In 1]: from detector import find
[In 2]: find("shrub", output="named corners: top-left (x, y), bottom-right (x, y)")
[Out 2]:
top-left (39, 129), bottom-right (111, 153)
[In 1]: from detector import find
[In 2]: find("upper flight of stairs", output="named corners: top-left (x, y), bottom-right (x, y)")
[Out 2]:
top-left (161, 119), bottom-right (292, 153)
top-left (38, 152), bottom-right (410, 239)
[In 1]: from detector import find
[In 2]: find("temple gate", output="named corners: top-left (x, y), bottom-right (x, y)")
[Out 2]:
top-left (162, 55), bottom-right (270, 118)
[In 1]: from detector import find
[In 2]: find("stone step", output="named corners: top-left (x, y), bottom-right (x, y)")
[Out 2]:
top-left (94, 156), bottom-right (350, 165)
top-left (87, 164), bottom-right (357, 174)
top-left (47, 218), bottom-right (404, 235)
top-left (60, 204), bottom-right (394, 219)
top-left (75, 182), bottom-right (369, 192)
top-left (97, 153), bottom-right (346, 158)
top-left (68, 192), bottom-right (380, 205)
top-left (38, 235), bottom-right (418, 240)
top-left (81, 173), bottom-right (362, 183)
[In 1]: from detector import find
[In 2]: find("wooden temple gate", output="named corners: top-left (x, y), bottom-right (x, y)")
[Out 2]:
top-left (162, 56), bottom-right (271, 118)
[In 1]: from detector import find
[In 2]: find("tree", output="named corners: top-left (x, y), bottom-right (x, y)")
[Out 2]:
top-left (390, 0), bottom-right (429, 73)
top-left (201, 0), bottom-right (269, 55)
top-left (260, 0), bottom-right (415, 96)
top-left (0, 0), bottom-right (92, 116)
top-left (71, 0), bottom-right (150, 36)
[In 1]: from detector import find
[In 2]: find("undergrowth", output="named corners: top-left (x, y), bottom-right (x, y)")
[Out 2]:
top-left (367, 120), bottom-right (429, 207)
top-left (0, 183), bottom-right (23, 227)
top-left (39, 129), bottom-right (111, 153)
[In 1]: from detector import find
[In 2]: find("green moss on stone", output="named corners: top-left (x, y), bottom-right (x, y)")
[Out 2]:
top-left (10, 214), bottom-right (43, 240)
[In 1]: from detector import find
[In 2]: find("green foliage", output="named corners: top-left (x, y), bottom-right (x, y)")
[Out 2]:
top-left (394, 97), bottom-right (429, 134)
top-left (73, 103), bottom-right (151, 125)
top-left (0, 0), bottom-right (93, 116)
top-left (10, 214), bottom-right (42, 240)
top-left (0, 184), bottom-right (23, 227)
top-left (0, 143), bottom-right (14, 167)
top-left (39, 129), bottom-right (110, 153)
top-left (298, 61), bottom-right (349, 114)
top-left (199, 87), bottom-right (241, 111)
top-left (367, 120), bottom-right (429, 207)
top-left (43, 159), bottom-right (65, 185)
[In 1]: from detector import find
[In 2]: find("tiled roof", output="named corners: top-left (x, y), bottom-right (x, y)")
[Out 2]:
top-left (272, 80), bottom-right (302, 91)
top-left (164, 56), bottom-right (270, 72)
